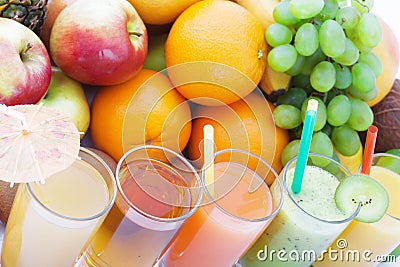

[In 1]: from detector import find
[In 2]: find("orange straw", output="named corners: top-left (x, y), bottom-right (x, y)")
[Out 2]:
top-left (361, 125), bottom-right (378, 175)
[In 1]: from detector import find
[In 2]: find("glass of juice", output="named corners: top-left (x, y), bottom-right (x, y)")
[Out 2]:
top-left (314, 153), bottom-right (400, 266)
top-left (156, 148), bottom-right (284, 267)
top-left (77, 145), bottom-right (202, 267)
top-left (240, 153), bottom-right (359, 267)
top-left (1, 147), bottom-right (117, 267)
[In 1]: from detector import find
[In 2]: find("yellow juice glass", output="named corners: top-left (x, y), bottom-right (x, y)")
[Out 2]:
top-left (314, 153), bottom-right (400, 267)
top-left (1, 148), bottom-right (117, 267)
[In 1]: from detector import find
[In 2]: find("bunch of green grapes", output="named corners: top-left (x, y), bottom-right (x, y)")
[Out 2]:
top-left (267, 0), bottom-right (378, 165)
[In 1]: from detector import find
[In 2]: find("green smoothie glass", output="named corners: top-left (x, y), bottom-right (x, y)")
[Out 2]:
top-left (239, 153), bottom-right (360, 267)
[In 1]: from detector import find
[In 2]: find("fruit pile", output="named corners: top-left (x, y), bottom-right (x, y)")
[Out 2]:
top-left (0, 0), bottom-right (398, 178)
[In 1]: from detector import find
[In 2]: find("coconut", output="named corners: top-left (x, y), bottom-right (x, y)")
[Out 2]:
top-left (0, 147), bottom-right (117, 225)
top-left (0, 182), bottom-right (18, 224)
top-left (372, 79), bottom-right (400, 152)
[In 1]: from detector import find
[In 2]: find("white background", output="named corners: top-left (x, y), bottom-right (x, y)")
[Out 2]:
top-left (373, 0), bottom-right (400, 79)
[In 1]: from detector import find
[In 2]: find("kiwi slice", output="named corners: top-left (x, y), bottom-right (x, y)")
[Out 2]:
top-left (335, 174), bottom-right (389, 223)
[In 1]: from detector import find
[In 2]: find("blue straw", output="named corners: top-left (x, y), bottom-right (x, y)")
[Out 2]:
top-left (291, 99), bottom-right (319, 194)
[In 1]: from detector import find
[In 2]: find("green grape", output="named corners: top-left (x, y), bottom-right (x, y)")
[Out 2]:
top-left (325, 88), bottom-right (341, 104)
top-left (294, 23), bottom-right (319, 56)
top-left (333, 38), bottom-right (360, 66)
top-left (346, 97), bottom-right (374, 131)
top-left (335, 6), bottom-right (360, 29)
top-left (310, 61), bottom-right (336, 92)
top-left (358, 13), bottom-right (382, 48)
top-left (290, 74), bottom-right (313, 93)
top-left (345, 84), bottom-right (378, 101)
top-left (310, 131), bottom-right (334, 167)
top-left (289, 0), bottom-right (325, 19)
top-left (316, 0), bottom-right (339, 22)
top-left (327, 95), bottom-right (351, 126)
top-left (293, 19), bottom-right (308, 30)
top-left (332, 125), bottom-right (361, 156)
top-left (268, 44), bottom-right (298, 72)
top-left (312, 17), bottom-right (324, 30)
top-left (358, 52), bottom-right (383, 77)
top-left (265, 23), bottom-right (293, 47)
top-left (301, 46), bottom-right (326, 76)
top-left (351, 62), bottom-right (376, 93)
top-left (277, 87), bottom-right (308, 109)
top-left (352, 0), bottom-right (374, 14)
top-left (301, 96), bottom-right (327, 131)
top-left (321, 123), bottom-right (334, 137)
top-left (333, 63), bottom-right (352, 89)
top-left (346, 28), bottom-right (372, 53)
top-left (281, 139), bottom-right (300, 166)
top-left (319, 20), bottom-right (346, 58)
top-left (273, 1), bottom-right (301, 26)
top-left (273, 104), bottom-right (302, 129)
top-left (286, 54), bottom-right (306, 76)
top-left (336, 0), bottom-right (348, 7)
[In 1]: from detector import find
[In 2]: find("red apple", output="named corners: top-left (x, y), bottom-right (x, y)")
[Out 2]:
top-left (0, 18), bottom-right (51, 106)
top-left (50, 0), bottom-right (148, 86)
top-left (40, 0), bottom-right (81, 50)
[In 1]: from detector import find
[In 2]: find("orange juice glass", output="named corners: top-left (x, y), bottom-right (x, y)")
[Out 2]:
top-left (314, 153), bottom-right (400, 267)
top-left (156, 148), bottom-right (284, 267)
top-left (77, 145), bottom-right (202, 267)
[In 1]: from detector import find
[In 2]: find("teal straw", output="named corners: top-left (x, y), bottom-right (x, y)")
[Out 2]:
top-left (291, 99), bottom-right (319, 194)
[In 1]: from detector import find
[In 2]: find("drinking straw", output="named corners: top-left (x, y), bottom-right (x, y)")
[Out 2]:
top-left (203, 124), bottom-right (214, 196)
top-left (360, 125), bottom-right (378, 175)
top-left (291, 99), bottom-right (319, 194)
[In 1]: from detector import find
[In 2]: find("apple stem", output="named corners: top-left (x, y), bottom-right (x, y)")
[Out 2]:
top-left (20, 42), bottom-right (33, 60)
top-left (129, 31), bottom-right (143, 37)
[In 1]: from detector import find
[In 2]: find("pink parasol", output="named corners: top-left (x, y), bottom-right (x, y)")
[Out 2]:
top-left (0, 104), bottom-right (81, 186)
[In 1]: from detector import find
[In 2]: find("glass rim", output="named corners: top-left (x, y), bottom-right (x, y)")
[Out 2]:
top-left (27, 147), bottom-right (117, 222)
top-left (116, 145), bottom-right (203, 223)
top-left (283, 153), bottom-right (361, 224)
top-left (359, 152), bottom-right (400, 220)
top-left (202, 148), bottom-right (284, 223)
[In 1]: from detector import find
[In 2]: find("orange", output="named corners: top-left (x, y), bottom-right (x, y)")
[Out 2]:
top-left (90, 69), bottom-right (192, 162)
top-left (165, 0), bottom-right (267, 106)
top-left (367, 17), bottom-right (399, 107)
top-left (186, 91), bottom-right (289, 184)
top-left (127, 0), bottom-right (201, 25)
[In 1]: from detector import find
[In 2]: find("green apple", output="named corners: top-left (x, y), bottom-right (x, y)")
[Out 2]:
top-left (143, 33), bottom-right (168, 72)
top-left (38, 67), bottom-right (90, 138)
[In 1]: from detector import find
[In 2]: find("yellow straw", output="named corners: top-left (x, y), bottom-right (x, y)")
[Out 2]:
top-left (203, 124), bottom-right (214, 197)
